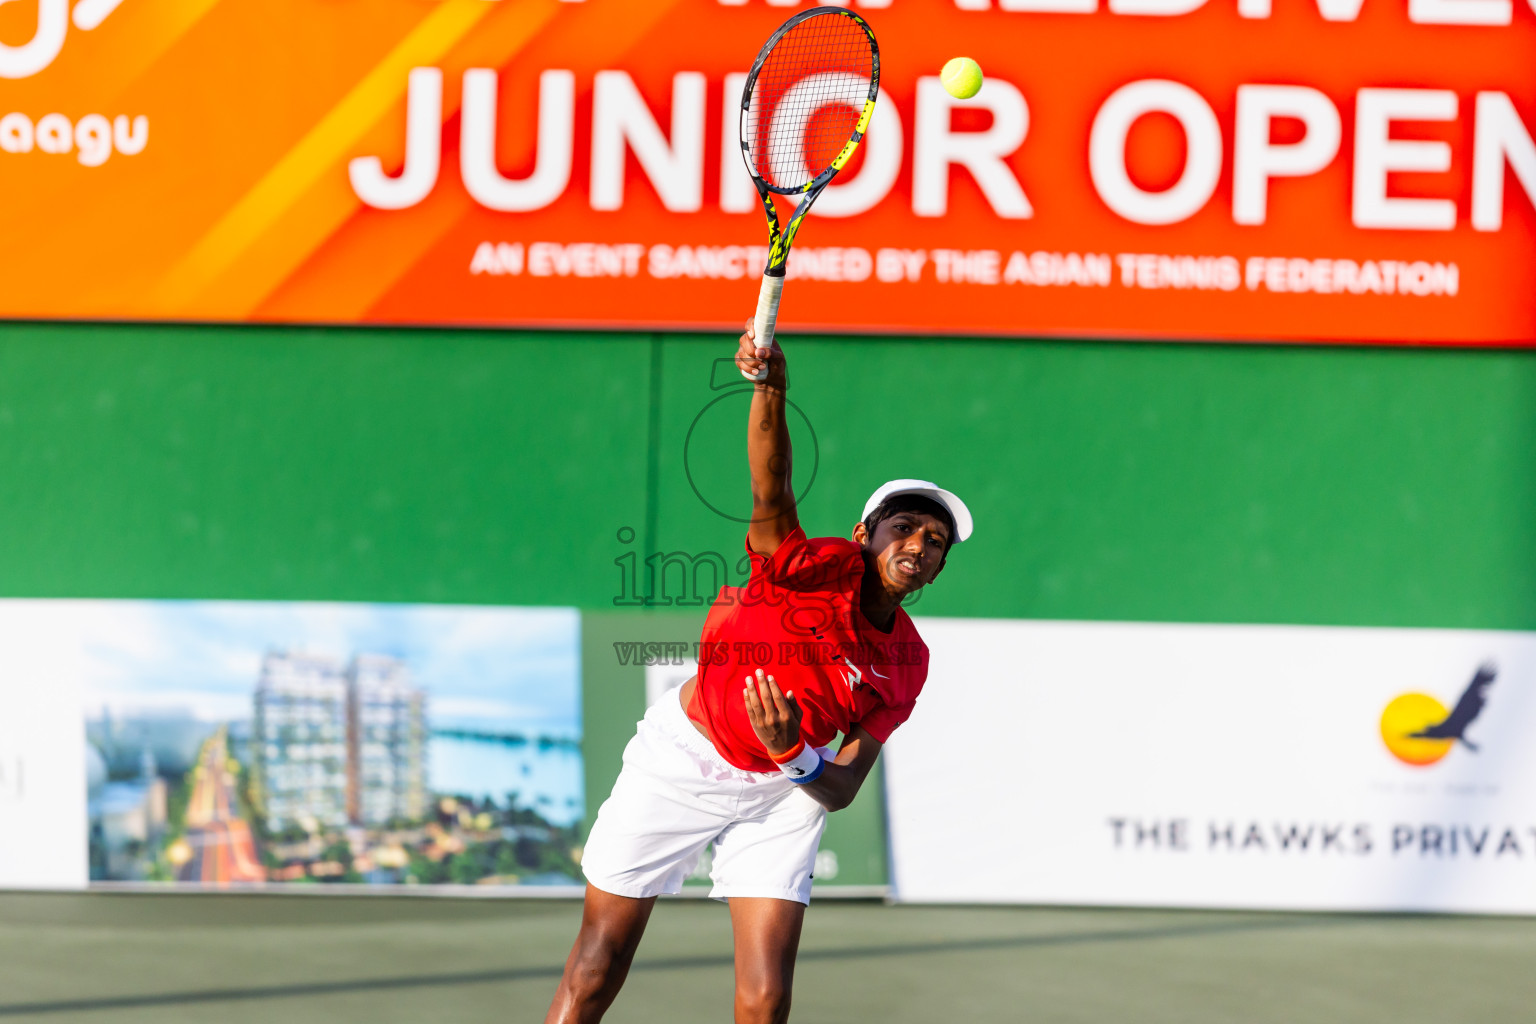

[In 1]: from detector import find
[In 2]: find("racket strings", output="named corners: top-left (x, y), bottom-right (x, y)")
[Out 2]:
top-left (745, 14), bottom-right (874, 190)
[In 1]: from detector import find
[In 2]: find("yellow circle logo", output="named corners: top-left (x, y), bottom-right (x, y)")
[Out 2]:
top-left (1380, 692), bottom-right (1455, 766)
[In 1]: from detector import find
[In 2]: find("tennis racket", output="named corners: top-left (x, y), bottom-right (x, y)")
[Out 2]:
top-left (739, 6), bottom-right (880, 381)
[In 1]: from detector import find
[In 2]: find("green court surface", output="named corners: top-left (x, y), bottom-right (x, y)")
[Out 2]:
top-left (3, 894), bottom-right (1535, 1023)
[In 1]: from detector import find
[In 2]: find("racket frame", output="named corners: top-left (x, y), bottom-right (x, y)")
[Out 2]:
top-left (737, 6), bottom-right (879, 378)
top-left (740, 6), bottom-right (880, 277)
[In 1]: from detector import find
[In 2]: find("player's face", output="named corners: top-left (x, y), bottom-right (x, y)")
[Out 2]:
top-left (858, 512), bottom-right (949, 595)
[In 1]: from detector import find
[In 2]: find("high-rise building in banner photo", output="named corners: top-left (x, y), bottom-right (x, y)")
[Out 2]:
top-left (252, 652), bottom-right (427, 835)
top-left (347, 654), bottom-right (429, 828)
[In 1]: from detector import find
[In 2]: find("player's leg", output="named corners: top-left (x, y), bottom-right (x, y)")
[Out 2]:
top-left (729, 896), bottom-right (806, 1024)
top-left (549, 686), bottom-right (733, 1020)
top-left (709, 776), bottom-right (828, 1024)
top-left (544, 885), bottom-right (656, 1024)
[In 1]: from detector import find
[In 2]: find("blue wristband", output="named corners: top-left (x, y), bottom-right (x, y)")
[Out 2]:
top-left (777, 745), bottom-right (824, 784)
top-left (790, 757), bottom-right (824, 784)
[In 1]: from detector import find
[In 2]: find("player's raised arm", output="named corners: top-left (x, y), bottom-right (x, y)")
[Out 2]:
top-left (735, 319), bottom-right (797, 557)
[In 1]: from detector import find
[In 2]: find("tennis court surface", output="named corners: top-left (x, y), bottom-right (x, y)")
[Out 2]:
top-left (3, 893), bottom-right (1534, 1023)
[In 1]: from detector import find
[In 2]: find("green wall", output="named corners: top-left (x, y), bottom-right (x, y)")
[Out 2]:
top-left (5, 321), bottom-right (1535, 888)
top-left (4, 322), bottom-right (1531, 627)
top-left (651, 334), bottom-right (1536, 630)
top-left (0, 324), bottom-right (649, 604)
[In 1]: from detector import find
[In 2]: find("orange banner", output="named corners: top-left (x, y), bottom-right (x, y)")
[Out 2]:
top-left (1, 0), bottom-right (1533, 343)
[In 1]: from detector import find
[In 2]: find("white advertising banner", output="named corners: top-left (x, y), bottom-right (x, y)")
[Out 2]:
top-left (887, 619), bottom-right (1536, 914)
top-left (0, 604), bottom-right (87, 890)
top-left (1, 599), bottom-right (585, 892)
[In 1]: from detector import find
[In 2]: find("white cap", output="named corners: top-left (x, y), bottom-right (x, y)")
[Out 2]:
top-left (861, 479), bottom-right (973, 544)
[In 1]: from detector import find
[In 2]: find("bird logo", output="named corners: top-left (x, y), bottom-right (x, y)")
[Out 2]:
top-left (1379, 664), bottom-right (1497, 767)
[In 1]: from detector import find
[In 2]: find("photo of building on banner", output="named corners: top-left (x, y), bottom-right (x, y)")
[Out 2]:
top-left (81, 602), bottom-right (582, 889)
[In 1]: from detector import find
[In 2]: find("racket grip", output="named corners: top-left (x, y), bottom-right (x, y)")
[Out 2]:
top-left (745, 273), bottom-right (784, 382)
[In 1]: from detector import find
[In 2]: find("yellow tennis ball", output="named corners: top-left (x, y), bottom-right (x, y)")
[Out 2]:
top-left (941, 57), bottom-right (983, 100)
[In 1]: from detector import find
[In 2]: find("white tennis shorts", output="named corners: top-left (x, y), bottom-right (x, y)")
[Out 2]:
top-left (581, 686), bottom-right (829, 905)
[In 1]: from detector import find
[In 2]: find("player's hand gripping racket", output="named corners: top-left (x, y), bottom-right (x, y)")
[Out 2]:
top-left (739, 6), bottom-right (879, 381)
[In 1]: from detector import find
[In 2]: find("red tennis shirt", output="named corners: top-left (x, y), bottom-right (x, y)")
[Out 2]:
top-left (687, 526), bottom-right (929, 773)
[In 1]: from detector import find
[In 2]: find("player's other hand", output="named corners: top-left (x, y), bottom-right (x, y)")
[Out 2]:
top-left (736, 320), bottom-right (786, 389)
top-left (742, 667), bottom-right (802, 758)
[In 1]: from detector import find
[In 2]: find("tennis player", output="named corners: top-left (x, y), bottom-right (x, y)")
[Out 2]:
top-left (544, 323), bottom-right (972, 1024)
